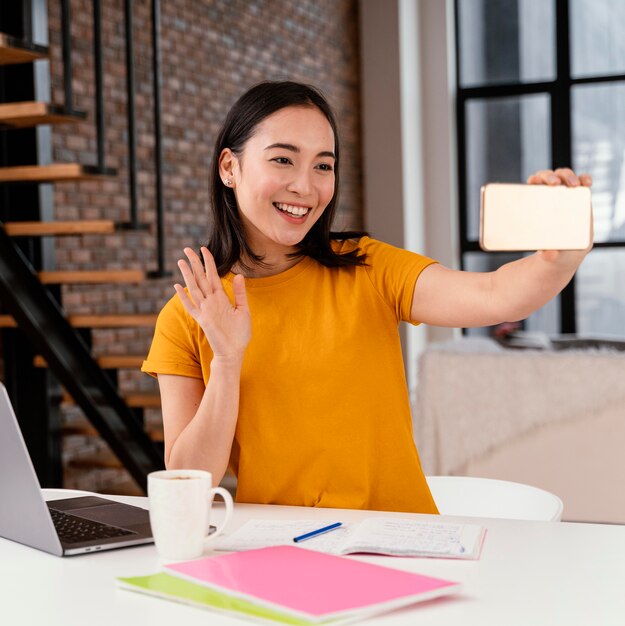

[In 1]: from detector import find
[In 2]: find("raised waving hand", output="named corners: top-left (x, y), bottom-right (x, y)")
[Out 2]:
top-left (174, 247), bottom-right (251, 362)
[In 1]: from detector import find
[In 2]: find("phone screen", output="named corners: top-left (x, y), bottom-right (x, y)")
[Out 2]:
top-left (479, 183), bottom-right (592, 251)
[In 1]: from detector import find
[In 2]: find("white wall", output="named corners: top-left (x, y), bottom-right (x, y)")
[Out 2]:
top-left (417, 0), bottom-right (461, 344)
top-left (359, 0), bottom-right (460, 393)
top-left (358, 1), bottom-right (405, 249)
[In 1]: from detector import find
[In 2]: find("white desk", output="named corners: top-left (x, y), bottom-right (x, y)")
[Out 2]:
top-left (1, 490), bottom-right (623, 626)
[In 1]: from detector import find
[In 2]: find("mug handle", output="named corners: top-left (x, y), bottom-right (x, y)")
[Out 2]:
top-left (204, 486), bottom-right (233, 545)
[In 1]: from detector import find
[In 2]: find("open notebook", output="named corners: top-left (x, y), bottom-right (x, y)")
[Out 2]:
top-left (215, 517), bottom-right (486, 560)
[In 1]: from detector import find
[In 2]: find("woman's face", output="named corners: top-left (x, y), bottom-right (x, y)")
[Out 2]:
top-left (220, 105), bottom-right (336, 259)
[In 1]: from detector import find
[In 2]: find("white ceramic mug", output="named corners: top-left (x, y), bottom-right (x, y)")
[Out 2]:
top-left (148, 469), bottom-right (233, 560)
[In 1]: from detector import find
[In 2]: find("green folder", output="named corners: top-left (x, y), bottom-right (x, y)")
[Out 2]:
top-left (117, 573), bottom-right (341, 625)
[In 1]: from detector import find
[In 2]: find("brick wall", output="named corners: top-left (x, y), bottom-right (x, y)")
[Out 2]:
top-left (43, 0), bottom-right (363, 492)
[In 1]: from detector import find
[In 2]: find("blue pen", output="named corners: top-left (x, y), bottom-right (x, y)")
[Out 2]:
top-left (293, 522), bottom-right (342, 543)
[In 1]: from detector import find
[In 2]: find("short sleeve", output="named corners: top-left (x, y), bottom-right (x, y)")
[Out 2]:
top-left (141, 294), bottom-right (206, 380)
top-left (360, 237), bottom-right (437, 324)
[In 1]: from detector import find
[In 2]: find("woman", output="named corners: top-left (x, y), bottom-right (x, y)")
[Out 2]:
top-left (142, 81), bottom-right (592, 513)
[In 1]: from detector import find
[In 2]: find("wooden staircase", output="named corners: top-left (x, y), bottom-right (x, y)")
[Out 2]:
top-left (3, 220), bottom-right (115, 236)
top-left (0, 313), bottom-right (157, 328)
top-left (0, 29), bottom-right (164, 494)
top-left (37, 270), bottom-right (146, 284)
top-left (0, 163), bottom-right (115, 183)
top-left (0, 101), bottom-right (85, 129)
top-left (0, 32), bottom-right (47, 65)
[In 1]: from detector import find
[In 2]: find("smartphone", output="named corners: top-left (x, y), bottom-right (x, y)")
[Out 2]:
top-left (479, 183), bottom-right (593, 251)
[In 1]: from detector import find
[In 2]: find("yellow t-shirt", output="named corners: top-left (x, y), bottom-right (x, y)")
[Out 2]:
top-left (142, 237), bottom-right (439, 514)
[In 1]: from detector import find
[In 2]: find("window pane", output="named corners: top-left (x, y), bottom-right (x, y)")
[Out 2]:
top-left (457, 0), bottom-right (556, 87)
top-left (570, 0), bottom-right (625, 78)
top-left (462, 252), bottom-right (560, 337)
top-left (465, 94), bottom-right (551, 240)
top-left (572, 82), bottom-right (625, 242)
top-left (576, 249), bottom-right (625, 335)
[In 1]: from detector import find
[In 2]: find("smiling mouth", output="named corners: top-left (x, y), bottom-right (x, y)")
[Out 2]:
top-left (273, 202), bottom-right (312, 218)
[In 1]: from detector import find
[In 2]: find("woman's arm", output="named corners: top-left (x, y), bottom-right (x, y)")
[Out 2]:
top-left (158, 360), bottom-right (242, 481)
top-left (158, 246), bottom-right (251, 483)
top-left (410, 168), bottom-right (593, 328)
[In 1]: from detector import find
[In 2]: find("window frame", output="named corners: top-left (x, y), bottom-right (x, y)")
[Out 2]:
top-left (454, 0), bottom-right (625, 333)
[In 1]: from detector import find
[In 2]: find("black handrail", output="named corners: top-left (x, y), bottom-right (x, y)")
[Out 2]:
top-left (92, 0), bottom-right (106, 171)
top-left (21, 0), bottom-right (32, 42)
top-left (150, 0), bottom-right (166, 276)
top-left (0, 0), bottom-right (170, 491)
top-left (124, 0), bottom-right (139, 229)
top-left (0, 224), bottom-right (164, 491)
top-left (60, 0), bottom-right (74, 113)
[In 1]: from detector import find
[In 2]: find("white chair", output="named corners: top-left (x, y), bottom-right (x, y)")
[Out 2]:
top-left (426, 476), bottom-right (564, 522)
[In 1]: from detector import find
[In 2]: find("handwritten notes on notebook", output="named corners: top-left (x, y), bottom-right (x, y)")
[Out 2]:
top-left (216, 517), bottom-right (486, 560)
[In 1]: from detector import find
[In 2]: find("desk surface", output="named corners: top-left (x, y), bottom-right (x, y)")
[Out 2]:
top-left (1, 490), bottom-right (624, 626)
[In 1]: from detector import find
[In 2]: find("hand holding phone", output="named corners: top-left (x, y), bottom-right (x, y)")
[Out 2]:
top-left (479, 183), bottom-right (593, 252)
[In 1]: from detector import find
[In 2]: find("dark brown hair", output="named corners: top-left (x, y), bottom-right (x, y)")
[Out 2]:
top-left (207, 81), bottom-right (367, 275)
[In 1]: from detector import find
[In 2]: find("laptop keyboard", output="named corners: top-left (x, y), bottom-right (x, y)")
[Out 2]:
top-left (49, 508), bottom-right (136, 544)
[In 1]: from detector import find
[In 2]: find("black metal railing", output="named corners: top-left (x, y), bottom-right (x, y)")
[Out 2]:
top-left (0, 0), bottom-right (174, 488)
top-left (124, 0), bottom-right (139, 229)
top-left (149, 0), bottom-right (167, 277)
top-left (92, 0), bottom-right (106, 172)
top-left (0, 226), bottom-right (164, 490)
top-left (60, 0), bottom-right (73, 113)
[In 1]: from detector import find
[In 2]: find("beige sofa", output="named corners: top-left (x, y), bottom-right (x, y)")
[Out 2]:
top-left (414, 338), bottom-right (625, 523)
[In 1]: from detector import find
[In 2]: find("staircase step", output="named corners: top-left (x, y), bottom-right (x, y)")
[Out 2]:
top-left (0, 163), bottom-right (115, 183)
top-left (0, 101), bottom-right (86, 129)
top-left (0, 315), bottom-right (17, 328)
top-left (124, 393), bottom-right (162, 409)
top-left (35, 354), bottom-right (145, 369)
top-left (4, 219), bottom-right (115, 236)
top-left (62, 421), bottom-right (163, 442)
top-left (94, 355), bottom-right (146, 369)
top-left (96, 480), bottom-right (145, 497)
top-left (62, 390), bottom-right (160, 409)
top-left (38, 269), bottom-right (145, 284)
top-left (68, 314), bottom-right (158, 328)
top-left (0, 313), bottom-right (157, 328)
top-left (1, 314), bottom-right (156, 330)
top-left (67, 450), bottom-right (123, 470)
top-left (0, 32), bottom-right (48, 65)
top-left (147, 427), bottom-right (164, 442)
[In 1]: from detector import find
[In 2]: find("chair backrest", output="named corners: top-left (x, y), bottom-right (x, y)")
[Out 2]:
top-left (426, 476), bottom-right (564, 522)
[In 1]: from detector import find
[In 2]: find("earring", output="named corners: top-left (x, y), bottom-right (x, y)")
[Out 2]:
top-left (223, 179), bottom-right (231, 186)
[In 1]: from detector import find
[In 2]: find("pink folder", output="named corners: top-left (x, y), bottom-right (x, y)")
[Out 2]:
top-left (165, 545), bottom-right (460, 622)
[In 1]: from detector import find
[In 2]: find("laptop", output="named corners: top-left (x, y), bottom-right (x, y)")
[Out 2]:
top-left (0, 381), bottom-right (154, 556)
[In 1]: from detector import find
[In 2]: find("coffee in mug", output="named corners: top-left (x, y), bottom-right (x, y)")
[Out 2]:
top-left (148, 469), bottom-right (233, 560)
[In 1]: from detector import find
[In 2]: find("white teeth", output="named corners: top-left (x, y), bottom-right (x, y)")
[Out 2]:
top-left (275, 202), bottom-right (310, 217)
